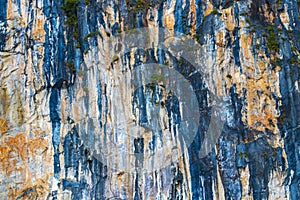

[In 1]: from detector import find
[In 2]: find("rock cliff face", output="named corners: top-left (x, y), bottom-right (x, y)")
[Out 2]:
top-left (0, 0), bottom-right (300, 199)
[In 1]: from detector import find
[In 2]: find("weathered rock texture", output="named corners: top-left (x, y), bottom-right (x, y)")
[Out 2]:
top-left (0, 0), bottom-right (299, 199)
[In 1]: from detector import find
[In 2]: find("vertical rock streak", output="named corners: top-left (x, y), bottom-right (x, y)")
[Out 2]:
top-left (0, 0), bottom-right (299, 199)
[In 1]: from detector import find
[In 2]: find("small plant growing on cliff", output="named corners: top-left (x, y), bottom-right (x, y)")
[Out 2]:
top-left (272, 58), bottom-right (282, 66)
top-left (194, 33), bottom-right (201, 41)
top-left (76, 42), bottom-right (81, 48)
top-left (239, 152), bottom-right (243, 159)
top-left (73, 31), bottom-right (79, 40)
top-left (85, 0), bottom-right (91, 6)
top-left (62, 0), bottom-right (80, 49)
top-left (61, 0), bottom-right (80, 25)
top-left (178, 59), bottom-right (183, 66)
top-left (66, 61), bottom-right (76, 72)
top-left (273, 150), bottom-right (278, 157)
top-left (146, 83), bottom-right (155, 91)
top-left (83, 30), bottom-right (100, 41)
top-left (263, 152), bottom-right (268, 157)
top-left (146, 3), bottom-right (150, 9)
top-left (212, 9), bottom-right (221, 15)
top-left (264, 26), bottom-right (279, 53)
top-left (226, 74), bottom-right (232, 79)
top-left (245, 18), bottom-right (251, 26)
top-left (66, 61), bottom-right (74, 68)
top-left (112, 55), bottom-right (119, 62)
top-left (135, 0), bottom-right (143, 10)
top-left (150, 74), bottom-right (166, 82)
top-left (78, 69), bottom-right (85, 77)
top-left (278, 113), bottom-right (287, 125)
top-left (83, 86), bottom-right (89, 93)
top-left (83, 49), bottom-right (90, 55)
top-left (290, 57), bottom-right (297, 64)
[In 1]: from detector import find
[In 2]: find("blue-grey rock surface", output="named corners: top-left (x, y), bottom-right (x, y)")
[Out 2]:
top-left (0, 0), bottom-right (299, 199)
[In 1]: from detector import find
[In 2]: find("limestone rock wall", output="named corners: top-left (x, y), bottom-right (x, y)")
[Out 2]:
top-left (0, 0), bottom-right (299, 199)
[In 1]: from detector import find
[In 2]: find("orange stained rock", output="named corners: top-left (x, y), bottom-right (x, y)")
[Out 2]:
top-left (190, 0), bottom-right (197, 35)
top-left (221, 7), bottom-right (235, 31)
top-left (10, 176), bottom-right (51, 199)
top-left (0, 119), bottom-right (8, 134)
top-left (6, 0), bottom-right (15, 21)
top-left (204, 1), bottom-right (214, 17)
top-left (240, 34), bottom-right (252, 62)
top-left (164, 14), bottom-right (175, 30)
top-left (261, 4), bottom-right (275, 24)
top-left (246, 73), bottom-right (278, 133)
top-left (0, 133), bottom-right (50, 199)
top-left (214, 29), bottom-right (281, 137)
top-left (216, 31), bottom-right (225, 47)
top-left (280, 12), bottom-right (290, 24)
top-left (31, 14), bottom-right (46, 42)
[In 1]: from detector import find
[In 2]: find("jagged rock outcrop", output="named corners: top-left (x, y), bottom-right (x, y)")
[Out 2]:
top-left (0, 0), bottom-right (299, 199)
